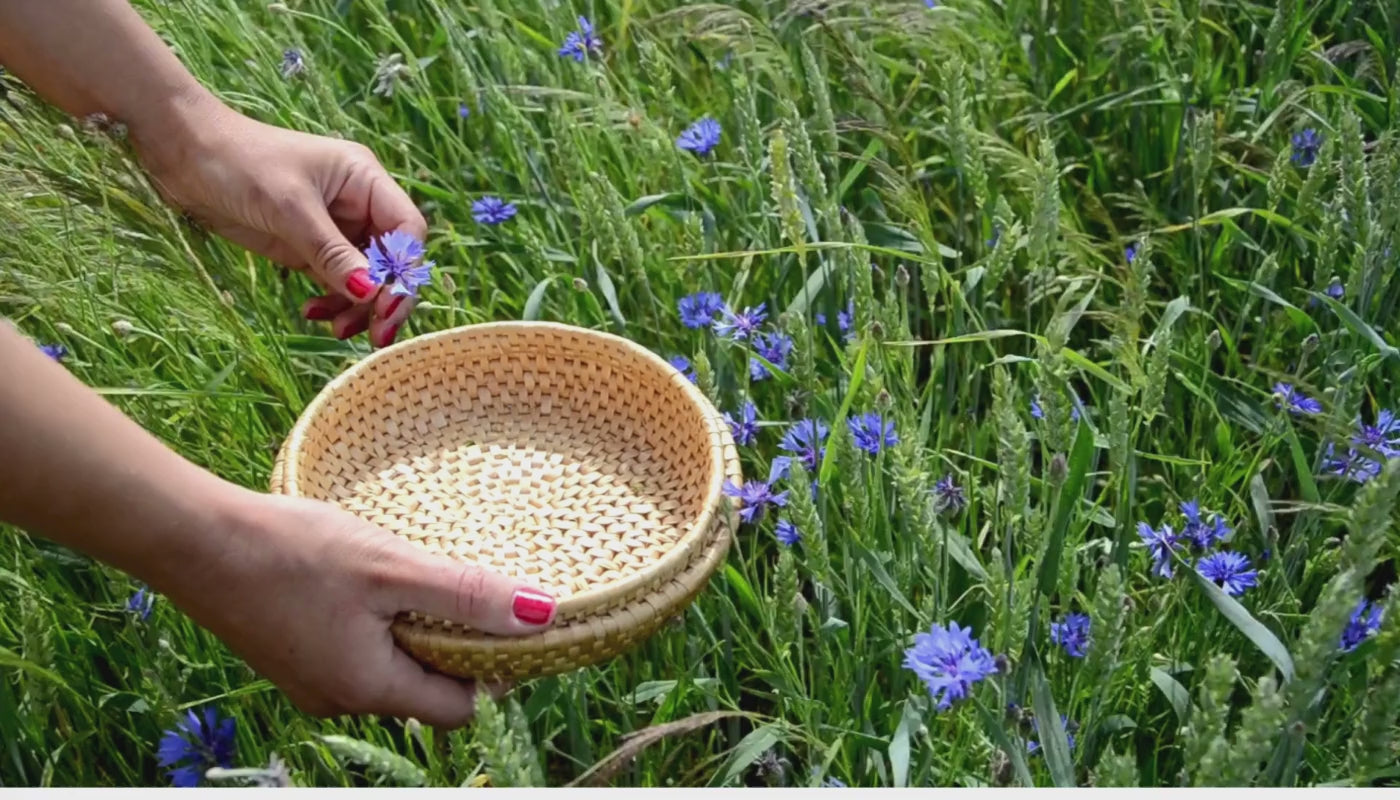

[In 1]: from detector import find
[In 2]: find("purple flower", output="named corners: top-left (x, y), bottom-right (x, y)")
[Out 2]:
top-left (38, 343), bottom-right (67, 361)
top-left (676, 116), bottom-right (722, 156)
top-left (1031, 393), bottom-right (1081, 422)
top-left (779, 418), bottom-right (830, 472)
top-left (722, 461), bottom-right (790, 524)
top-left (1027, 715), bottom-right (1077, 755)
top-left (848, 411), bottom-right (898, 456)
top-left (836, 300), bottom-right (855, 343)
top-left (1125, 243), bottom-right (1139, 264)
top-left (932, 474), bottom-right (967, 515)
top-left (668, 355), bottom-right (697, 383)
top-left (558, 16), bottom-right (603, 62)
top-left (1137, 521), bottom-right (1180, 578)
top-left (1197, 551), bottom-right (1259, 597)
top-left (1050, 612), bottom-right (1090, 658)
top-left (1274, 382), bottom-right (1322, 415)
top-left (156, 706), bottom-right (237, 788)
top-left (1292, 128), bottom-right (1321, 167)
top-left (902, 621), bottom-right (998, 711)
top-left (775, 519), bottom-right (801, 546)
top-left (714, 303), bottom-right (768, 341)
top-left (1326, 277), bottom-right (1344, 299)
top-left (724, 401), bottom-right (759, 447)
top-left (1324, 442), bottom-right (1384, 484)
top-left (1353, 410), bottom-right (1400, 458)
top-left (472, 195), bottom-right (518, 225)
top-left (1180, 500), bottom-right (1231, 550)
top-left (280, 49), bottom-right (305, 79)
top-left (126, 586), bottom-right (155, 621)
top-left (457, 102), bottom-right (471, 119)
top-left (678, 291), bottom-right (725, 329)
top-left (1339, 598), bottom-right (1384, 652)
top-left (364, 230), bottom-right (434, 298)
top-left (750, 331), bottom-right (794, 380)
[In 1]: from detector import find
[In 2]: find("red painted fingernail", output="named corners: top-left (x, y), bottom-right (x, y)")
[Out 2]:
top-left (346, 269), bottom-right (376, 301)
top-left (304, 303), bottom-right (337, 321)
top-left (376, 323), bottom-right (400, 348)
top-left (337, 316), bottom-right (369, 341)
top-left (385, 296), bottom-right (405, 318)
top-left (512, 589), bottom-right (555, 626)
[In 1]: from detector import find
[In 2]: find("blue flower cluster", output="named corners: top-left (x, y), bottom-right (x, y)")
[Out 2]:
top-left (1323, 409), bottom-right (1400, 484)
top-left (1138, 499), bottom-right (1258, 597)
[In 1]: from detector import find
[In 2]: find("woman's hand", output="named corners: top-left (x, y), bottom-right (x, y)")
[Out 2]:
top-left (135, 97), bottom-right (427, 349)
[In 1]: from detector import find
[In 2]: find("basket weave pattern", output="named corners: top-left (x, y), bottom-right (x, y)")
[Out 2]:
top-left (271, 322), bottom-right (740, 682)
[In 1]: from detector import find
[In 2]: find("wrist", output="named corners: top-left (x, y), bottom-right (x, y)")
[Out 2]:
top-left (125, 84), bottom-right (237, 180)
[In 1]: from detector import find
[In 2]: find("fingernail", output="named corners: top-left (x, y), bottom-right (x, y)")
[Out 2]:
top-left (304, 303), bottom-right (336, 321)
top-left (376, 323), bottom-right (400, 349)
top-left (337, 316), bottom-right (369, 341)
top-left (346, 269), bottom-right (376, 301)
top-left (511, 589), bottom-right (555, 626)
top-left (385, 296), bottom-right (405, 319)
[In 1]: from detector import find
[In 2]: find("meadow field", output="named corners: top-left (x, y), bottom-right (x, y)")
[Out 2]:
top-left (1, 0), bottom-right (1398, 788)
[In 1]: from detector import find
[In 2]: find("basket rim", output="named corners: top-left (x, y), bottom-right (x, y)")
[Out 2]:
top-left (277, 320), bottom-right (731, 620)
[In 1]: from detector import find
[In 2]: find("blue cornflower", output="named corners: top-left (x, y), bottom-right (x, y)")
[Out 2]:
top-left (1326, 277), bottom-right (1344, 299)
top-left (925, 0), bottom-right (938, 7)
top-left (779, 418), bottom-right (830, 472)
top-left (678, 291), bottom-right (725, 329)
top-left (987, 225), bottom-right (1002, 248)
top-left (156, 706), bottom-right (237, 788)
top-left (1137, 521), bottom-right (1180, 578)
top-left (750, 331), bottom-right (794, 380)
top-left (676, 117), bottom-right (722, 157)
top-left (1292, 128), bottom-right (1321, 167)
top-left (1049, 612), bottom-right (1090, 658)
top-left (714, 303), bottom-right (767, 341)
top-left (902, 621), bottom-right (998, 711)
top-left (1353, 410), bottom-right (1400, 458)
top-left (722, 460), bottom-right (790, 524)
top-left (280, 49), bottom-right (305, 79)
top-left (775, 519), bottom-right (801, 546)
top-left (836, 300), bottom-right (855, 342)
top-left (1274, 382), bottom-right (1322, 415)
top-left (472, 195), bottom-right (518, 225)
top-left (668, 355), bottom-right (697, 384)
top-left (848, 411), bottom-right (898, 456)
top-left (932, 474), bottom-right (967, 515)
top-left (557, 16), bottom-right (603, 62)
top-left (724, 402), bottom-right (759, 447)
top-left (1197, 551), bottom-right (1259, 597)
top-left (1180, 500), bottom-right (1230, 550)
top-left (1026, 715), bottom-right (1077, 755)
top-left (364, 230), bottom-right (434, 298)
top-left (126, 586), bottom-right (155, 621)
top-left (38, 343), bottom-right (67, 361)
top-left (1030, 393), bottom-right (1081, 421)
top-left (1339, 598), bottom-right (1384, 652)
top-left (1324, 442), bottom-right (1384, 484)
top-left (457, 102), bottom-right (471, 119)
top-left (1125, 242), bottom-right (1139, 264)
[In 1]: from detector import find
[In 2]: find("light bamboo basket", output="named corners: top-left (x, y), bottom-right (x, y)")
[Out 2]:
top-left (269, 321), bottom-right (741, 682)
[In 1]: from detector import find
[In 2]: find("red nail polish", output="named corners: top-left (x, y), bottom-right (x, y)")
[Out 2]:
top-left (346, 270), bottom-right (376, 301)
top-left (377, 323), bottom-right (400, 348)
top-left (304, 304), bottom-right (336, 321)
top-left (337, 316), bottom-right (369, 341)
top-left (385, 296), bottom-right (405, 318)
top-left (512, 589), bottom-right (555, 626)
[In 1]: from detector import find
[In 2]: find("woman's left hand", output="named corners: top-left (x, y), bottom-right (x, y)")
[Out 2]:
top-left (134, 96), bottom-right (426, 349)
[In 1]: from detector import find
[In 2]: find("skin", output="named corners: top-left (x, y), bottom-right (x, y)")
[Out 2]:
top-left (0, 1), bottom-right (557, 728)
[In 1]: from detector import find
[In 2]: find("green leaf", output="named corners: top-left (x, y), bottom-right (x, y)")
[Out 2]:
top-left (624, 192), bottom-right (685, 215)
top-left (712, 724), bottom-right (785, 786)
top-left (1308, 291), bottom-right (1399, 359)
top-left (818, 338), bottom-right (870, 485)
top-left (1029, 661), bottom-right (1076, 787)
top-left (1149, 666), bottom-right (1191, 720)
top-left (853, 543), bottom-right (918, 616)
top-left (1285, 427), bottom-right (1320, 503)
top-left (722, 564), bottom-right (762, 621)
top-left (1038, 422), bottom-right (1096, 599)
top-left (936, 522), bottom-right (989, 581)
top-left (889, 698), bottom-right (919, 788)
top-left (1188, 569), bottom-right (1296, 682)
top-left (976, 701), bottom-right (1035, 787)
top-left (1249, 473), bottom-right (1275, 548)
top-left (1243, 281), bottom-right (1317, 328)
top-left (593, 246), bottom-right (627, 326)
top-left (523, 276), bottom-right (554, 321)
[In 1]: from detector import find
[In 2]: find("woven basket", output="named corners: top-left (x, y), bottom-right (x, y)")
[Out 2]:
top-left (269, 321), bottom-right (741, 683)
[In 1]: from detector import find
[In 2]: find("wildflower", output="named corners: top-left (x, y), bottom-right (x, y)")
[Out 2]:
top-left (1323, 442), bottom-right (1384, 484)
top-left (722, 460), bottom-right (790, 524)
top-left (667, 355), bottom-right (697, 384)
top-left (1125, 243), bottom-right (1139, 263)
top-left (987, 225), bottom-right (1002, 248)
top-left (472, 196), bottom-right (518, 225)
top-left (775, 519), bottom-right (801, 546)
top-left (713, 303), bottom-right (767, 341)
top-left (558, 16), bottom-right (603, 62)
top-left (1137, 521), bottom-right (1180, 578)
top-left (836, 300), bottom-right (855, 342)
top-left (1353, 410), bottom-right (1400, 458)
top-left (280, 49), bottom-right (305, 79)
top-left (38, 343), bottom-right (67, 361)
top-left (1197, 551), bottom-right (1259, 597)
top-left (1326, 277), bottom-right (1344, 299)
top-left (902, 621), bottom-right (998, 711)
top-left (724, 401), bottom-right (760, 447)
top-left (847, 412), bottom-right (898, 456)
top-left (457, 102), bottom-right (471, 119)
top-left (1339, 598), bottom-right (1384, 652)
top-left (1026, 715), bottom-right (1077, 755)
top-left (364, 230), bottom-right (434, 298)
top-left (1180, 500), bottom-right (1231, 550)
top-left (779, 418), bottom-right (830, 472)
top-left (750, 331), bottom-right (794, 380)
top-left (1049, 612), bottom-right (1090, 658)
top-left (676, 116), bottom-right (722, 156)
top-left (1030, 394), bottom-right (1081, 421)
top-left (1274, 383), bottom-right (1322, 415)
top-left (156, 706), bottom-right (237, 788)
top-left (678, 291), bottom-right (725, 329)
top-left (126, 586), bottom-right (155, 621)
top-left (1291, 128), bottom-right (1321, 167)
top-left (932, 474), bottom-right (967, 515)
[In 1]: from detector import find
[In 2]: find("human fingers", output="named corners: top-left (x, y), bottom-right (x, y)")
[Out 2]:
top-left (373, 543), bottom-right (558, 636)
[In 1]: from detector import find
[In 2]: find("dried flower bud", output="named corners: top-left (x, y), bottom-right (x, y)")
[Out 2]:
top-left (1301, 333), bottom-right (1319, 354)
top-left (895, 263), bottom-right (910, 288)
top-left (111, 320), bottom-right (134, 338)
top-left (572, 277), bottom-right (589, 292)
top-left (1049, 452), bottom-right (1068, 484)
top-left (1205, 329), bottom-right (1221, 350)
top-left (875, 389), bottom-right (892, 410)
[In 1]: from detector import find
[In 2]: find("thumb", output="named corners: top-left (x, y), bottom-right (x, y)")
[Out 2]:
top-left (285, 198), bottom-right (379, 304)
top-left (383, 545), bottom-right (559, 636)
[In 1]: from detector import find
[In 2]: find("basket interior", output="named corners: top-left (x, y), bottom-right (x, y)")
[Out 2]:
top-left (289, 326), bottom-right (718, 599)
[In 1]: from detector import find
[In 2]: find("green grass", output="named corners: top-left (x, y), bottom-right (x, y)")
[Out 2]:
top-left (2, 0), bottom-right (1399, 787)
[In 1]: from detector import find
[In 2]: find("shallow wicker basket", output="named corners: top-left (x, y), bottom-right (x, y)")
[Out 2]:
top-left (269, 321), bottom-right (741, 683)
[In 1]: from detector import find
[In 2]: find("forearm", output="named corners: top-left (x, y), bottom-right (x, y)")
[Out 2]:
top-left (0, 0), bottom-right (224, 162)
top-left (0, 321), bottom-right (242, 593)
